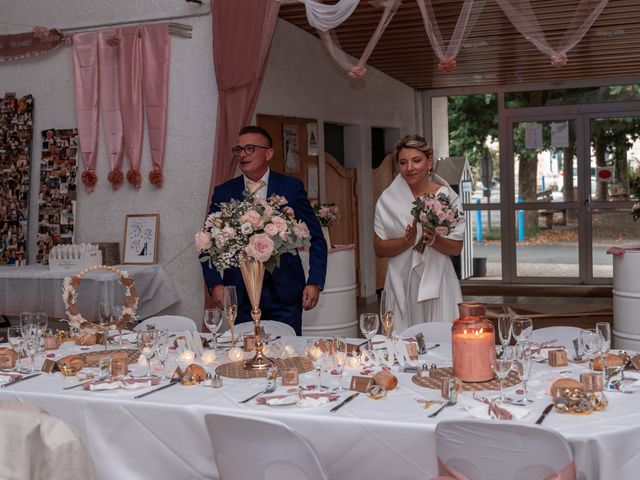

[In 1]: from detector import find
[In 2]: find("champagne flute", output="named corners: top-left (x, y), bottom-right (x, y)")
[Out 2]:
top-left (511, 341), bottom-right (532, 405)
top-left (112, 305), bottom-right (125, 346)
top-left (306, 338), bottom-right (328, 391)
top-left (7, 327), bottom-right (25, 373)
top-left (379, 290), bottom-right (394, 339)
top-left (491, 345), bottom-right (513, 402)
top-left (33, 312), bottom-right (48, 353)
top-left (595, 322), bottom-right (611, 387)
top-left (224, 286), bottom-right (238, 347)
top-left (22, 329), bottom-right (38, 373)
top-left (359, 313), bottom-right (380, 352)
top-left (497, 313), bottom-right (512, 347)
top-left (99, 302), bottom-right (111, 350)
top-left (203, 308), bottom-right (224, 352)
top-left (137, 331), bottom-right (156, 378)
top-left (511, 317), bottom-right (533, 344)
top-left (154, 330), bottom-right (170, 380)
top-left (332, 336), bottom-right (347, 392)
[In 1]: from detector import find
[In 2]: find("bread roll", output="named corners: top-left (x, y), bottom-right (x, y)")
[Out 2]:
top-left (184, 364), bottom-right (207, 383)
top-left (550, 378), bottom-right (583, 399)
top-left (373, 370), bottom-right (398, 391)
top-left (593, 353), bottom-right (625, 371)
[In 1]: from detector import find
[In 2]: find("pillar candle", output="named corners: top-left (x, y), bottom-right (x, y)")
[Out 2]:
top-left (452, 328), bottom-right (495, 382)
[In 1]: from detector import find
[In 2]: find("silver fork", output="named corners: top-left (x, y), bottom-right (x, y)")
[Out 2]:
top-left (428, 389), bottom-right (458, 418)
top-left (238, 382), bottom-right (276, 404)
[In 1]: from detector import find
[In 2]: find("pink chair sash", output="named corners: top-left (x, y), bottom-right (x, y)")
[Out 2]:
top-left (117, 25), bottom-right (144, 189)
top-left (72, 32), bottom-right (99, 192)
top-left (97, 29), bottom-right (125, 189)
top-left (435, 457), bottom-right (577, 480)
top-left (141, 23), bottom-right (170, 188)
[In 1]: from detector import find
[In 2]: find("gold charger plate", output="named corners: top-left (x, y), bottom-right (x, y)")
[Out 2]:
top-left (412, 367), bottom-right (520, 391)
top-left (215, 356), bottom-right (314, 379)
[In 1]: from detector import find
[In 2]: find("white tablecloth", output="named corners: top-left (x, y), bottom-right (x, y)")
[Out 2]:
top-left (0, 265), bottom-right (178, 320)
top-left (0, 339), bottom-right (639, 480)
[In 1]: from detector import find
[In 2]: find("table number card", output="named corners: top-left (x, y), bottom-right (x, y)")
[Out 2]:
top-left (350, 375), bottom-right (373, 393)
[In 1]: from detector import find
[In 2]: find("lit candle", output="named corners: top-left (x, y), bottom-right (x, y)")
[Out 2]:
top-left (228, 347), bottom-right (243, 361)
top-left (284, 345), bottom-right (295, 356)
top-left (452, 327), bottom-right (495, 382)
top-left (201, 351), bottom-right (217, 365)
top-left (137, 354), bottom-right (147, 366)
top-left (178, 350), bottom-right (195, 369)
top-left (347, 355), bottom-right (360, 369)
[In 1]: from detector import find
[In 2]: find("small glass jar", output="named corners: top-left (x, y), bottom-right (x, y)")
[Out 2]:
top-left (452, 302), bottom-right (496, 382)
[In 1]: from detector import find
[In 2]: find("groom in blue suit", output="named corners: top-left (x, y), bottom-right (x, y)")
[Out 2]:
top-left (201, 126), bottom-right (327, 335)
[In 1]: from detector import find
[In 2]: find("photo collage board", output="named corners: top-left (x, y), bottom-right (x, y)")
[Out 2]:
top-left (0, 93), bottom-right (33, 265)
top-left (37, 128), bottom-right (78, 264)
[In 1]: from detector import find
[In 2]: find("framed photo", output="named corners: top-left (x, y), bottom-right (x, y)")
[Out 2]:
top-left (123, 214), bottom-right (159, 265)
top-left (283, 124), bottom-right (300, 173)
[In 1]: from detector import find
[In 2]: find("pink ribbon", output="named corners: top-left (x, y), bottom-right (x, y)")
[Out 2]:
top-left (550, 52), bottom-right (568, 67)
top-left (435, 457), bottom-right (577, 480)
top-left (438, 58), bottom-right (457, 73)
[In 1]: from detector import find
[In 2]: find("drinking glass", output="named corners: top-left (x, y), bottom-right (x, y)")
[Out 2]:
top-left (306, 338), bottom-right (328, 391)
top-left (98, 302), bottom-right (111, 349)
top-left (511, 317), bottom-right (533, 344)
top-left (203, 308), bottom-right (224, 351)
top-left (154, 330), bottom-right (170, 380)
top-left (579, 329), bottom-right (602, 371)
top-left (491, 345), bottom-right (513, 402)
top-left (379, 290), bottom-right (394, 338)
top-left (22, 329), bottom-right (38, 373)
top-left (223, 286), bottom-right (238, 347)
top-left (112, 305), bottom-right (125, 345)
top-left (497, 313), bottom-right (512, 347)
top-left (19, 312), bottom-right (34, 336)
top-left (7, 327), bottom-right (25, 372)
top-left (137, 331), bottom-right (156, 378)
top-left (595, 322), bottom-right (611, 386)
top-left (359, 313), bottom-right (380, 352)
top-left (332, 336), bottom-right (348, 392)
top-left (511, 341), bottom-right (532, 405)
top-left (33, 312), bottom-right (48, 353)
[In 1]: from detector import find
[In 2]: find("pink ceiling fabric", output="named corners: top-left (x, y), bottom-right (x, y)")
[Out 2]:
top-left (495, 0), bottom-right (609, 67)
top-left (72, 32), bottom-right (100, 192)
top-left (208, 0), bottom-right (280, 192)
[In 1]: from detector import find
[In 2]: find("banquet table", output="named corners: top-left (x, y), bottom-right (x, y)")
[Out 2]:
top-left (1, 337), bottom-right (639, 480)
top-left (0, 264), bottom-right (178, 320)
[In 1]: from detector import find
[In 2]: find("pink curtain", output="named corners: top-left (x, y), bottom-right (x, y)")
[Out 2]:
top-left (417, 0), bottom-right (486, 73)
top-left (97, 30), bottom-right (125, 189)
top-left (495, 0), bottom-right (609, 67)
top-left (142, 24), bottom-right (171, 188)
top-left (72, 32), bottom-right (100, 192)
top-left (209, 0), bottom-right (280, 191)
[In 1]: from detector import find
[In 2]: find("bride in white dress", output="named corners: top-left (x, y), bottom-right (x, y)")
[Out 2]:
top-left (374, 135), bottom-right (466, 333)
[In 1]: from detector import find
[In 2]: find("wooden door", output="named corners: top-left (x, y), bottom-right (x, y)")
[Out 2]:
top-left (372, 153), bottom-right (396, 290)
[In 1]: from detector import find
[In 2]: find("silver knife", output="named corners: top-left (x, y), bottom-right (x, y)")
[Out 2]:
top-left (134, 381), bottom-right (178, 399)
top-left (330, 392), bottom-right (359, 413)
top-left (63, 378), bottom-right (98, 390)
top-left (1, 373), bottom-right (41, 388)
top-left (535, 403), bottom-right (554, 424)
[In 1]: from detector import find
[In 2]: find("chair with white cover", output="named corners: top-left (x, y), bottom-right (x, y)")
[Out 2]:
top-left (530, 326), bottom-right (583, 355)
top-left (233, 320), bottom-right (297, 337)
top-left (205, 412), bottom-right (329, 480)
top-left (134, 315), bottom-right (197, 333)
top-left (434, 419), bottom-right (576, 480)
top-left (0, 401), bottom-right (97, 480)
top-left (401, 322), bottom-right (452, 344)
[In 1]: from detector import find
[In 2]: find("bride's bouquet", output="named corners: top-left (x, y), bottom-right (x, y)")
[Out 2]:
top-left (410, 192), bottom-right (463, 254)
top-left (196, 191), bottom-right (311, 273)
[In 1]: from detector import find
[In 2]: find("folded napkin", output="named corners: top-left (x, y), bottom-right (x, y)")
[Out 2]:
top-left (85, 377), bottom-right (161, 391)
top-left (460, 397), bottom-right (530, 421)
top-left (0, 372), bottom-right (22, 384)
top-left (256, 392), bottom-right (338, 407)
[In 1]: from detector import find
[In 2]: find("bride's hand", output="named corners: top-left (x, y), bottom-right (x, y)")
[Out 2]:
top-left (422, 227), bottom-right (436, 247)
top-left (404, 220), bottom-right (417, 247)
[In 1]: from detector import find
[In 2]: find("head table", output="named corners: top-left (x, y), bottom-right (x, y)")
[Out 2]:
top-left (0, 334), bottom-right (638, 480)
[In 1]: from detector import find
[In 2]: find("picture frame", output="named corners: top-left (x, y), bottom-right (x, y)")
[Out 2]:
top-left (123, 214), bottom-right (159, 265)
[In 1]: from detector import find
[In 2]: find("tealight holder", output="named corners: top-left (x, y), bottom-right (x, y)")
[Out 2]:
top-left (228, 347), bottom-right (243, 362)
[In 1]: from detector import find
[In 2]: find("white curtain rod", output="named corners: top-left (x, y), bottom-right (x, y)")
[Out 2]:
top-left (59, 0), bottom-right (211, 33)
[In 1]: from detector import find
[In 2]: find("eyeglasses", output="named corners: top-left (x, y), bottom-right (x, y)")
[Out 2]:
top-left (231, 144), bottom-right (270, 156)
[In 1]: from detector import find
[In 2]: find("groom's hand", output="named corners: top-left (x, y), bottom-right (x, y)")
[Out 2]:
top-left (212, 285), bottom-right (224, 309)
top-left (302, 284), bottom-right (320, 310)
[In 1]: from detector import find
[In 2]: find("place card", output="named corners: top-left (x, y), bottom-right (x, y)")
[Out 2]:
top-left (99, 356), bottom-right (112, 379)
top-left (281, 367), bottom-right (298, 386)
top-left (415, 333), bottom-right (427, 355)
top-left (548, 349), bottom-right (568, 367)
top-left (96, 332), bottom-right (107, 346)
top-left (44, 336), bottom-right (59, 350)
top-left (405, 342), bottom-right (418, 360)
top-left (349, 375), bottom-right (373, 393)
top-left (631, 355), bottom-right (640, 371)
top-left (243, 335), bottom-right (256, 352)
top-left (111, 357), bottom-right (128, 377)
top-left (41, 359), bottom-right (60, 374)
top-left (580, 372), bottom-right (603, 392)
top-left (0, 348), bottom-right (16, 370)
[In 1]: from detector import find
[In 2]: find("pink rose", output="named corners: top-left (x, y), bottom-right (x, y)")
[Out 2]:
top-left (264, 223), bottom-right (279, 236)
top-left (271, 216), bottom-right (287, 232)
top-left (293, 221), bottom-right (310, 239)
top-left (222, 226), bottom-right (236, 239)
top-left (248, 234), bottom-right (274, 262)
top-left (194, 231), bottom-right (211, 251)
top-left (283, 207), bottom-right (295, 218)
top-left (241, 210), bottom-right (262, 228)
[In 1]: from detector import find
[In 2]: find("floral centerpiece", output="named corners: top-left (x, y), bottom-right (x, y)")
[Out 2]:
top-left (410, 192), bottom-right (463, 254)
top-left (313, 203), bottom-right (340, 227)
top-left (633, 201), bottom-right (640, 222)
top-left (196, 190), bottom-right (311, 370)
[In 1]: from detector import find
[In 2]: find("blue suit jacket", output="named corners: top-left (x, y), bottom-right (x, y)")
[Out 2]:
top-left (201, 172), bottom-right (327, 334)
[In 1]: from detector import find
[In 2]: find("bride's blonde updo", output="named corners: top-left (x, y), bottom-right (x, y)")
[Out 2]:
top-left (393, 135), bottom-right (433, 162)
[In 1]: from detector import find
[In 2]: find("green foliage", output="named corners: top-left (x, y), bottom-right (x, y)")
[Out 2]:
top-left (448, 94), bottom-right (498, 168)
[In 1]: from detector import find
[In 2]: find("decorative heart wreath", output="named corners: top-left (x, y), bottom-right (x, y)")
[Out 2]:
top-left (63, 265), bottom-right (138, 334)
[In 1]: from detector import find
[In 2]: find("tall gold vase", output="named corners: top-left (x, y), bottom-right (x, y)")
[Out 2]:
top-left (239, 258), bottom-right (275, 370)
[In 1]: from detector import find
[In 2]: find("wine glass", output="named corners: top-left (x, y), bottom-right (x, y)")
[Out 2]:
top-left (306, 338), bottom-right (328, 391)
top-left (7, 327), bottom-right (25, 373)
top-left (224, 286), bottom-right (238, 347)
top-left (511, 341), bottom-right (532, 405)
top-left (332, 336), bottom-right (348, 392)
top-left (497, 313), bottom-right (512, 347)
top-left (21, 328), bottom-right (38, 373)
top-left (379, 290), bottom-right (394, 339)
top-left (98, 302), bottom-right (112, 349)
top-left (19, 312), bottom-right (34, 337)
top-left (154, 330), bottom-right (170, 380)
top-left (579, 329), bottom-right (602, 371)
top-left (491, 345), bottom-right (513, 403)
top-left (203, 308), bottom-right (224, 352)
top-left (33, 312), bottom-right (48, 353)
top-left (137, 331), bottom-right (156, 378)
top-left (112, 305), bottom-right (125, 346)
top-left (359, 313), bottom-right (380, 352)
top-left (511, 317), bottom-right (533, 344)
top-left (595, 322), bottom-right (611, 386)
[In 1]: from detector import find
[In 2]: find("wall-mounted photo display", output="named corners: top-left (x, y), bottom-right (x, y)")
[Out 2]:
top-left (37, 128), bottom-right (79, 264)
top-left (123, 214), bottom-right (159, 265)
top-left (283, 124), bottom-right (300, 173)
top-left (0, 93), bottom-right (33, 265)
